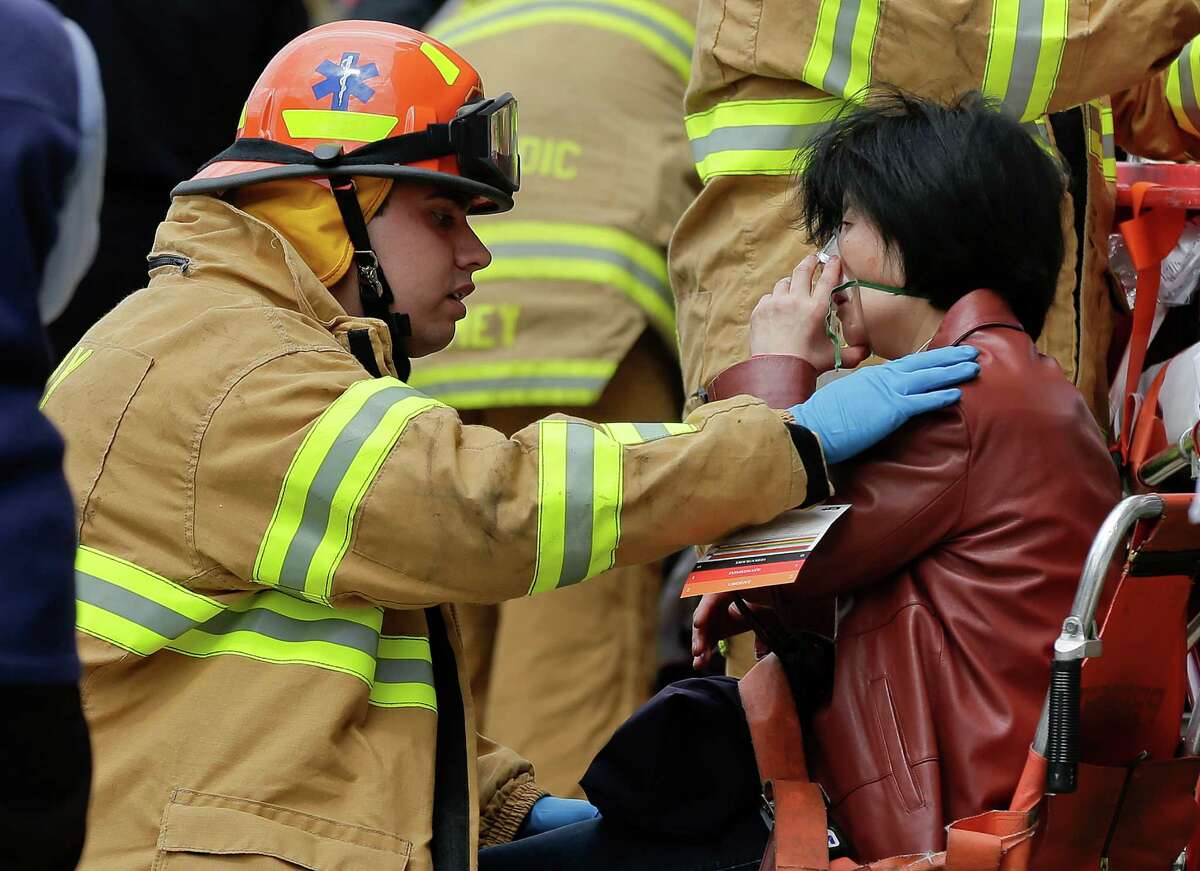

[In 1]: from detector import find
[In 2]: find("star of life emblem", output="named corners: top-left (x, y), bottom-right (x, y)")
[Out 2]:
top-left (312, 52), bottom-right (379, 111)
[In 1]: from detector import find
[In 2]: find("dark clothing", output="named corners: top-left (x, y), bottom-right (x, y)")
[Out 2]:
top-left (1, 0), bottom-right (103, 866)
top-left (581, 677), bottom-right (761, 838)
top-left (711, 290), bottom-right (1121, 860)
top-left (0, 0), bottom-right (90, 686)
top-left (46, 0), bottom-right (307, 356)
top-left (0, 685), bottom-right (93, 870)
top-left (478, 812), bottom-right (768, 871)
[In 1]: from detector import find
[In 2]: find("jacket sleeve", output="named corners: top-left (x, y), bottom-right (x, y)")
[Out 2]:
top-left (1111, 38), bottom-right (1200, 160)
top-left (704, 355), bottom-right (969, 601)
top-left (669, 0), bottom-right (1200, 402)
top-left (475, 732), bottom-right (546, 847)
top-left (765, 406), bottom-right (970, 608)
top-left (194, 350), bottom-right (822, 609)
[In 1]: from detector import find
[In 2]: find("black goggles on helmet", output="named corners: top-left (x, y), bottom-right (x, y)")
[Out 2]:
top-left (451, 93), bottom-right (520, 193)
top-left (191, 92), bottom-right (521, 198)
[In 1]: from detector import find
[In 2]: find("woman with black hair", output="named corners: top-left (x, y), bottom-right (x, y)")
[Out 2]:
top-left (694, 90), bottom-right (1123, 861)
top-left (477, 91), bottom-right (1121, 871)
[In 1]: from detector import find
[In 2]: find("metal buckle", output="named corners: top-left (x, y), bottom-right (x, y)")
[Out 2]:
top-left (355, 251), bottom-right (384, 297)
top-left (759, 784), bottom-right (776, 832)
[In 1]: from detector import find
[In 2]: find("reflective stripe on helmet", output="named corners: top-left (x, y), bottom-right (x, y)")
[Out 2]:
top-left (419, 41), bottom-right (462, 85)
top-left (1167, 38), bottom-right (1200, 138)
top-left (281, 109), bottom-right (400, 143)
top-left (471, 221), bottom-right (675, 343)
top-left (254, 378), bottom-right (443, 604)
top-left (981, 0), bottom-right (1069, 122)
top-left (431, 0), bottom-right (694, 82)
top-left (801, 0), bottom-right (882, 101)
top-left (529, 420), bottom-right (623, 595)
top-left (408, 358), bottom-right (618, 409)
top-left (75, 547), bottom-right (434, 708)
top-left (685, 97), bottom-right (844, 183)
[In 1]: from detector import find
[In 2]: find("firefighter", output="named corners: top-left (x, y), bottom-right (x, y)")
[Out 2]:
top-left (669, 0), bottom-right (1200, 675)
top-left (405, 0), bottom-right (699, 796)
top-left (43, 21), bottom-right (979, 870)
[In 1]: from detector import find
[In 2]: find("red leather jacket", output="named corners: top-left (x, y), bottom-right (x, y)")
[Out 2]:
top-left (708, 290), bottom-right (1120, 860)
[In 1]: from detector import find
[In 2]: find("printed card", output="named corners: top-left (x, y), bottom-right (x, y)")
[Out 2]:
top-left (681, 504), bottom-right (850, 597)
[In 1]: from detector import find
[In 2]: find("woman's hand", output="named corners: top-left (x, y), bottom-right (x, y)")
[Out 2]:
top-left (749, 255), bottom-right (870, 372)
top-left (690, 591), bottom-right (749, 669)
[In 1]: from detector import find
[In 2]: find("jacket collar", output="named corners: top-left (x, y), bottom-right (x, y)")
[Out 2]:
top-left (149, 196), bottom-right (397, 377)
top-left (930, 289), bottom-right (1024, 349)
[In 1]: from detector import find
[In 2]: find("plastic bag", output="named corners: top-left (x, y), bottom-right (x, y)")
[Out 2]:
top-left (1110, 216), bottom-right (1200, 308)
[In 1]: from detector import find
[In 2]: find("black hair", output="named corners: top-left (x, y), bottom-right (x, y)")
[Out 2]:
top-left (794, 89), bottom-right (1066, 340)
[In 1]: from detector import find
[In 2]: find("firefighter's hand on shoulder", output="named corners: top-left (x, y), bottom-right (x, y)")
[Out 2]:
top-left (789, 346), bottom-right (980, 464)
top-left (517, 796), bottom-right (601, 838)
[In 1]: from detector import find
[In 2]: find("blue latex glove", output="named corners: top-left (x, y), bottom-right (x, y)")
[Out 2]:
top-left (518, 796), bottom-right (601, 838)
top-left (790, 345), bottom-right (980, 464)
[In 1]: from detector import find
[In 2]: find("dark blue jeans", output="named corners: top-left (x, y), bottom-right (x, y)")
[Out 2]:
top-left (477, 810), bottom-right (768, 871)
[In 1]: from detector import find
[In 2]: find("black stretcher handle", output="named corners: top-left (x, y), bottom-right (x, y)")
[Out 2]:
top-left (1045, 658), bottom-right (1082, 794)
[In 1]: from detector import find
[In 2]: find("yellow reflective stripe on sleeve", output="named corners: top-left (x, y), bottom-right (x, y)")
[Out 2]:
top-left (370, 636), bottom-right (437, 710)
top-left (685, 97), bottom-right (844, 183)
top-left (408, 358), bottom-right (618, 410)
top-left (800, 0), bottom-right (882, 100)
top-left (420, 42), bottom-right (461, 85)
top-left (587, 431), bottom-right (622, 579)
top-left (40, 347), bottom-right (93, 409)
top-left (600, 421), bottom-right (697, 445)
top-left (473, 222), bottom-right (675, 343)
top-left (982, 0), bottom-right (1069, 121)
top-left (431, 0), bottom-right (694, 82)
top-left (1167, 39), bottom-right (1200, 138)
top-left (530, 421), bottom-right (623, 595)
top-left (281, 109), bottom-right (399, 143)
top-left (254, 378), bottom-right (442, 603)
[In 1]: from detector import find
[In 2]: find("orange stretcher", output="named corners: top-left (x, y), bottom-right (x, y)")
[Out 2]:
top-left (740, 492), bottom-right (1200, 870)
top-left (1114, 162), bottom-right (1200, 488)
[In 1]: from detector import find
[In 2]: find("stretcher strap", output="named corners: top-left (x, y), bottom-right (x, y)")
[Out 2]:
top-left (1117, 182), bottom-right (1186, 462)
top-left (1130, 366), bottom-right (1170, 478)
top-left (738, 654), bottom-right (830, 871)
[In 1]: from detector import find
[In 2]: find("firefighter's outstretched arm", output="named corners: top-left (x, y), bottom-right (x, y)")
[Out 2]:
top-left (1111, 37), bottom-right (1200, 160)
top-left (194, 347), bottom-right (976, 611)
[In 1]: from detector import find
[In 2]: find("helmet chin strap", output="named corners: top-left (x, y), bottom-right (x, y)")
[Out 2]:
top-left (329, 177), bottom-right (412, 381)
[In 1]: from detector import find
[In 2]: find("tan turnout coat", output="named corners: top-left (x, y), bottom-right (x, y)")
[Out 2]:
top-left (44, 195), bottom-right (821, 870)
top-left (669, 0), bottom-right (1200, 421)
